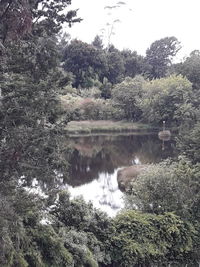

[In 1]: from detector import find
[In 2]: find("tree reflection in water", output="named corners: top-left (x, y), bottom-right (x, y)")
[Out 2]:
top-left (65, 133), bottom-right (176, 216)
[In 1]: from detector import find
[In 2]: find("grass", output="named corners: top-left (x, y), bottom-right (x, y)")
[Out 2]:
top-left (65, 120), bottom-right (156, 135)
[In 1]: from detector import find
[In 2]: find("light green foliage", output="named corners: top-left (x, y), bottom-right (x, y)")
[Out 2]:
top-left (112, 75), bottom-right (145, 121)
top-left (79, 87), bottom-right (102, 99)
top-left (60, 94), bottom-right (123, 121)
top-left (140, 75), bottom-right (194, 125)
top-left (126, 157), bottom-right (200, 220)
top-left (112, 211), bottom-right (195, 266)
top-left (60, 230), bottom-right (99, 267)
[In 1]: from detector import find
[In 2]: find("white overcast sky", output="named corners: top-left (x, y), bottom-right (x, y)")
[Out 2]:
top-left (66, 0), bottom-right (200, 61)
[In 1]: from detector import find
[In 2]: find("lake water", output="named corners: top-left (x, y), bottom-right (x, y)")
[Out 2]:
top-left (22, 132), bottom-right (175, 216)
top-left (64, 132), bottom-right (176, 216)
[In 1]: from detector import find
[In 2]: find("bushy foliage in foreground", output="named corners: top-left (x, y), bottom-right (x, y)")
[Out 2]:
top-left (125, 157), bottom-right (200, 265)
top-left (126, 157), bottom-right (200, 220)
top-left (2, 188), bottom-right (199, 266)
top-left (112, 211), bottom-right (195, 266)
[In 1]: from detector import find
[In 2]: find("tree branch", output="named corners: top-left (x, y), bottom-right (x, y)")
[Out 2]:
top-left (0, 0), bottom-right (13, 21)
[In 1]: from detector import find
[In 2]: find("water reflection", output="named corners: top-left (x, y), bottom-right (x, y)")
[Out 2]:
top-left (65, 133), bottom-right (176, 216)
top-left (66, 133), bottom-right (175, 186)
top-left (19, 133), bottom-right (175, 216)
top-left (66, 169), bottom-right (124, 217)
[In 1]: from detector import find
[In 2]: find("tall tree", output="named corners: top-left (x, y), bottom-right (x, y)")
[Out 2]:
top-left (106, 45), bottom-right (125, 84)
top-left (175, 50), bottom-right (200, 89)
top-left (0, 1), bottom-right (81, 265)
top-left (145, 36), bottom-right (181, 79)
top-left (63, 39), bottom-right (108, 88)
top-left (121, 49), bottom-right (144, 78)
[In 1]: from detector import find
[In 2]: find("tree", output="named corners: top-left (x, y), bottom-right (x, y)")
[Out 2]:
top-left (112, 76), bottom-right (145, 120)
top-left (63, 39), bottom-right (108, 88)
top-left (177, 122), bottom-right (200, 164)
top-left (175, 50), bottom-right (200, 90)
top-left (0, 1), bottom-right (81, 265)
top-left (92, 35), bottom-right (104, 49)
top-left (0, 0), bottom-right (81, 44)
top-left (106, 45), bottom-right (125, 84)
top-left (139, 75), bottom-right (195, 126)
top-left (51, 191), bottom-right (114, 266)
top-left (121, 49), bottom-right (144, 78)
top-left (145, 36), bottom-right (181, 79)
top-left (0, 0), bottom-right (32, 44)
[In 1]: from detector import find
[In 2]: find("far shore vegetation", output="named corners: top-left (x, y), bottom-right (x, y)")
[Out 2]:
top-left (65, 120), bottom-right (154, 134)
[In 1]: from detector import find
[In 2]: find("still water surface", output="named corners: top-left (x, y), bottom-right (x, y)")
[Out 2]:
top-left (22, 132), bottom-right (175, 216)
top-left (65, 133), bottom-right (176, 216)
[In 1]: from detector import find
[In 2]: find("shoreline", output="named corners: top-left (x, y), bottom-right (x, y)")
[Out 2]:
top-left (64, 120), bottom-right (158, 135)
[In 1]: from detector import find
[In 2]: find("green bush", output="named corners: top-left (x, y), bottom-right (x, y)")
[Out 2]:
top-left (112, 211), bottom-right (195, 266)
top-left (139, 75), bottom-right (195, 126)
top-left (125, 157), bottom-right (200, 220)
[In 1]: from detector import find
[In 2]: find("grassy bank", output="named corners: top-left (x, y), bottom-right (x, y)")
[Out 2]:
top-left (65, 120), bottom-right (155, 135)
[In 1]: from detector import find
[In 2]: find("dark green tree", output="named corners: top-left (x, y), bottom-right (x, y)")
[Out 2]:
top-left (175, 50), bottom-right (200, 89)
top-left (177, 122), bottom-right (200, 164)
top-left (121, 49), bottom-right (144, 78)
top-left (0, 1), bottom-right (81, 265)
top-left (145, 36), bottom-right (181, 79)
top-left (106, 45), bottom-right (125, 84)
top-left (63, 39), bottom-right (108, 88)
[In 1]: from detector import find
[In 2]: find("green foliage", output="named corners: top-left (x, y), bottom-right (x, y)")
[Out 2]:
top-left (0, 0), bottom-right (32, 43)
top-left (92, 35), bottom-right (104, 50)
top-left (112, 211), bottom-right (195, 266)
top-left (121, 49), bottom-right (144, 78)
top-left (79, 87), bottom-right (102, 99)
top-left (52, 191), bottom-right (114, 265)
top-left (0, 72), bottom-right (60, 128)
top-left (60, 94), bottom-right (123, 121)
top-left (1, 0), bottom-right (200, 265)
top-left (139, 75), bottom-right (195, 125)
top-left (63, 39), bottom-right (108, 88)
top-left (126, 157), bottom-right (200, 220)
top-left (175, 50), bottom-right (200, 89)
top-left (177, 122), bottom-right (200, 163)
top-left (60, 230), bottom-right (99, 267)
top-left (27, 225), bottom-right (73, 267)
top-left (145, 36), bottom-right (181, 79)
top-left (100, 77), bottom-right (112, 99)
top-left (112, 76), bottom-right (145, 121)
top-left (106, 45), bottom-right (125, 84)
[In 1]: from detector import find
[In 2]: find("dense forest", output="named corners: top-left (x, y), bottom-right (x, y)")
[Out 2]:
top-left (0, 0), bottom-right (200, 266)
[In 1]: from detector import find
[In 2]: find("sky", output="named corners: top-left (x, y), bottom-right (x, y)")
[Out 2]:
top-left (66, 0), bottom-right (200, 61)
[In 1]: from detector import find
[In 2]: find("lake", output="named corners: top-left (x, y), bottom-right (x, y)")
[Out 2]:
top-left (22, 132), bottom-right (176, 216)
top-left (64, 132), bottom-right (176, 216)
